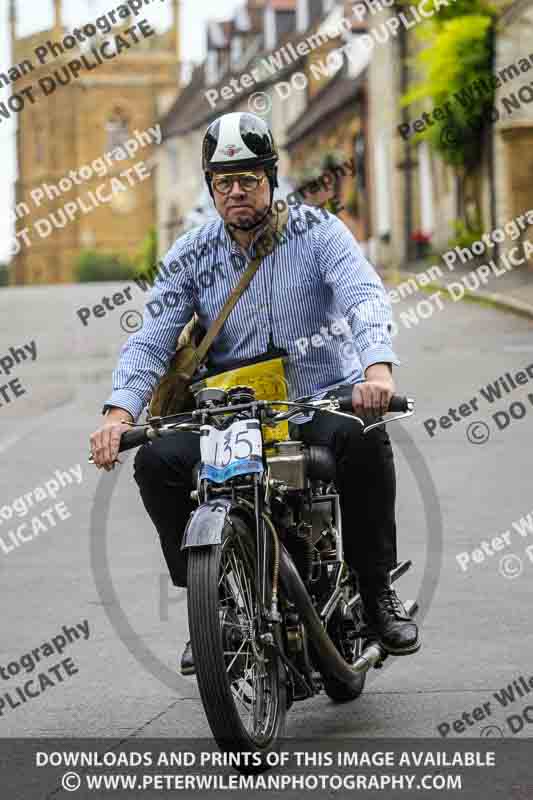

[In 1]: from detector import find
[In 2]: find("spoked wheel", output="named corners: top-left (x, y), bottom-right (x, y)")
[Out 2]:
top-left (187, 517), bottom-right (286, 770)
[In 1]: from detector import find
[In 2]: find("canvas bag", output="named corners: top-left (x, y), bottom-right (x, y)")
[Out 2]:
top-left (148, 207), bottom-right (289, 418)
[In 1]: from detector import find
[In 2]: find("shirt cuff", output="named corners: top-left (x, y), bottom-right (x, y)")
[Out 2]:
top-left (102, 390), bottom-right (146, 423)
top-left (359, 345), bottom-right (400, 373)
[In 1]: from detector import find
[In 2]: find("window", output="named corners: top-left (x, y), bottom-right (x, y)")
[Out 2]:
top-left (418, 142), bottom-right (434, 233)
top-left (168, 141), bottom-right (179, 183)
top-left (264, 4), bottom-right (277, 50)
top-left (374, 133), bottom-right (391, 238)
top-left (296, 0), bottom-right (310, 32)
top-left (106, 109), bottom-right (130, 153)
top-left (309, 0), bottom-right (324, 24)
top-left (231, 35), bottom-right (243, 67)
top-left (34, 122), bottom-right (45, 164)
top-left (167, 203), bottom-right (181, 246)
top-left (206, 50), bottom-right (219, 86)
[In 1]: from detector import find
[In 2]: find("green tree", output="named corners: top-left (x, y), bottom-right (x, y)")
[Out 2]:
top-left (0, 262), bottom-right (9, 287)
top-left (134, 226), bottom-right (158, 277)
top-left (400, 0), bottom-right (498, 235)
top-left (402, 15), bottom-right (494, 169)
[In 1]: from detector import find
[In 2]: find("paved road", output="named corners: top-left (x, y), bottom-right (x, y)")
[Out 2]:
top-left (1, 282), bottom-right (532, 766)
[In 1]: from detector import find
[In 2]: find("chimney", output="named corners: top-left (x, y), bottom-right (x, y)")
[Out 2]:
top-left (9, 0), bottom-right (17, 44)
top-left (170, 0), bottom-right (181, 61)
top-left (53, 0), bottom-right (62, 32)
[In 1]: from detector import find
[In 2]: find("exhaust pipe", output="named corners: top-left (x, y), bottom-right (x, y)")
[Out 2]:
top-left (278, 546), bottom-right (418, 687)
top-left (351, 599), bottom-right (418, 673)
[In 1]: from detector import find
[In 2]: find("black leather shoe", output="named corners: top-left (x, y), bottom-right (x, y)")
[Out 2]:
top-left (362, 587), bottom-right (420, 655)
top-left (180, 640), bottom-right (195, 675)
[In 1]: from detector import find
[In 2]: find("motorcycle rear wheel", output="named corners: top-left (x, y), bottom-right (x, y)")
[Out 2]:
top-left (187, 516), bottom-right (287, 772)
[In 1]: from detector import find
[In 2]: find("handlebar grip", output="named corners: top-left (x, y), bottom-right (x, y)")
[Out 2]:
top-left (335, 388), bottom-right (411, 414)
top-left (388, 395), bottom-right (410, 413)
top-left (336, 390), bottom-right (355, 412)
top-left (118, 427), bottom-right (150, 453)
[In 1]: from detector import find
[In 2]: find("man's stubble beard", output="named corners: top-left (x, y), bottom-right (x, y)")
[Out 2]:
top-left (227, 205), bottom-right (270, 232)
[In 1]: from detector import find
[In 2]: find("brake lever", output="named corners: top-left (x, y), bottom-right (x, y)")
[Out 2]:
top-left (362, 401), bottom-right (415, 434)
top-left (269, 398), bottom-right (365, 427)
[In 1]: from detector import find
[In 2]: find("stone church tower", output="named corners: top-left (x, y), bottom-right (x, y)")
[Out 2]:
top-left (9, 0), bottom-right (181, 284)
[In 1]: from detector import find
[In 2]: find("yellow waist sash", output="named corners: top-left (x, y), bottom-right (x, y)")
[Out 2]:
top-left (190, 354), bottom-right (290, 445)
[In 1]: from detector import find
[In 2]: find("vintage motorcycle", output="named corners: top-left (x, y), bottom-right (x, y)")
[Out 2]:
top-left (113, 385), bottom-right (417, 769)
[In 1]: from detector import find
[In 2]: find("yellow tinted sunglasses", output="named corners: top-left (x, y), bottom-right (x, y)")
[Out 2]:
top-left (212, 172), bottom-right (267, 195)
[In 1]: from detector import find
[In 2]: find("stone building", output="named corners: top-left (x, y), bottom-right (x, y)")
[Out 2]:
top-left (365, 0), bottom-right (531, 270)
top-left (492, 0), bottom-right (533, 267)
top-left (156, 0), bottom-right (364, 256)
top-left (284, 1), bottom-right (369, 244)
top-left (157, 0), bottom-right (311, 256)
top-left (9, 0), bottom-right (181, 285)
top-left (365, 2), bottom-right (435, 268)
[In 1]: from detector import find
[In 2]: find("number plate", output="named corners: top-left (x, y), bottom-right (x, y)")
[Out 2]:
top-left (199, 419), bottom-right (263, 484)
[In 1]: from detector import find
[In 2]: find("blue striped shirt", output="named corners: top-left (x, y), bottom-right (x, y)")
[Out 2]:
top-left (107, 204), bottom-right (399, 421)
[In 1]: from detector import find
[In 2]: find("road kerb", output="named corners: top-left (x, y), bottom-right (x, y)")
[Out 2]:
top-left (386, 270), bottom-right (533, 322)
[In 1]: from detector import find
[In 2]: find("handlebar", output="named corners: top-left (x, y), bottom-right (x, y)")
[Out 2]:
top-left (334, 389), bottom-right (411, 414)
top-left (118, 427), bottom-right (151, 454)
top-left (89, 389), bottom-right (415, 464)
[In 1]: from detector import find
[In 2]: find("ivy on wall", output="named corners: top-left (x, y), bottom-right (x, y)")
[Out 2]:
top-left (400, 1), bottom-right (497, 169)
top-left (397, 0), bottom-right (499, 241)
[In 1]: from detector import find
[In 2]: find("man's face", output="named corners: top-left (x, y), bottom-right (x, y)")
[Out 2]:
top-left (211, 167), bottom-right (270, 229)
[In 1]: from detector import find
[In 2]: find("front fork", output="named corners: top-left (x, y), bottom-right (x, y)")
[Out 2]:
top-left (253, 474), bottom-right (281, 645)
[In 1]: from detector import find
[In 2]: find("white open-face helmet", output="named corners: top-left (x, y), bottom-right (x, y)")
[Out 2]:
top-left (202, 112), bottom-right (279, 204)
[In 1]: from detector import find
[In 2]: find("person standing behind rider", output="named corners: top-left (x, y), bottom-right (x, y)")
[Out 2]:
top-left (90, 112), bottom-right (419, 675)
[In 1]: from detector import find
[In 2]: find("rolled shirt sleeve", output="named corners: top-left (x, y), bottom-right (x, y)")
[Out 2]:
top-left (104, 236), bottom-right (196, 421)
top-left (314, 212), bottom-right (399, 372)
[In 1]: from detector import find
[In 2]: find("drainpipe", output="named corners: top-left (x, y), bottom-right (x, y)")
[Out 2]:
top-left (398, 17), bottom-right (414, 264)
top-left (487, 22), bottom-right (498, 265)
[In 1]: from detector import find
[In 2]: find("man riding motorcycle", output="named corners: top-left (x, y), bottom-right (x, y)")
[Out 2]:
top-left (90, 111), bottom-right (420, 676)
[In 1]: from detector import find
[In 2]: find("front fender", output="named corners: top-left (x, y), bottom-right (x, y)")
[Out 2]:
top-left (181, 498), bottom-right (236, 549)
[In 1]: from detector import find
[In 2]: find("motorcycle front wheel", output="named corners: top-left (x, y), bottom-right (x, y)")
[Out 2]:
top-left (187, 516), bottom-right (287, 771)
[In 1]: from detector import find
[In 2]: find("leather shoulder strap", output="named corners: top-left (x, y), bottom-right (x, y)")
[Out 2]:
top-left (195, 207), bottom-right (289, 364)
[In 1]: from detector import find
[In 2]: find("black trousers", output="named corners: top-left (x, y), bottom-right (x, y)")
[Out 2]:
top-left (134, 412), bottom-right (397, 592)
